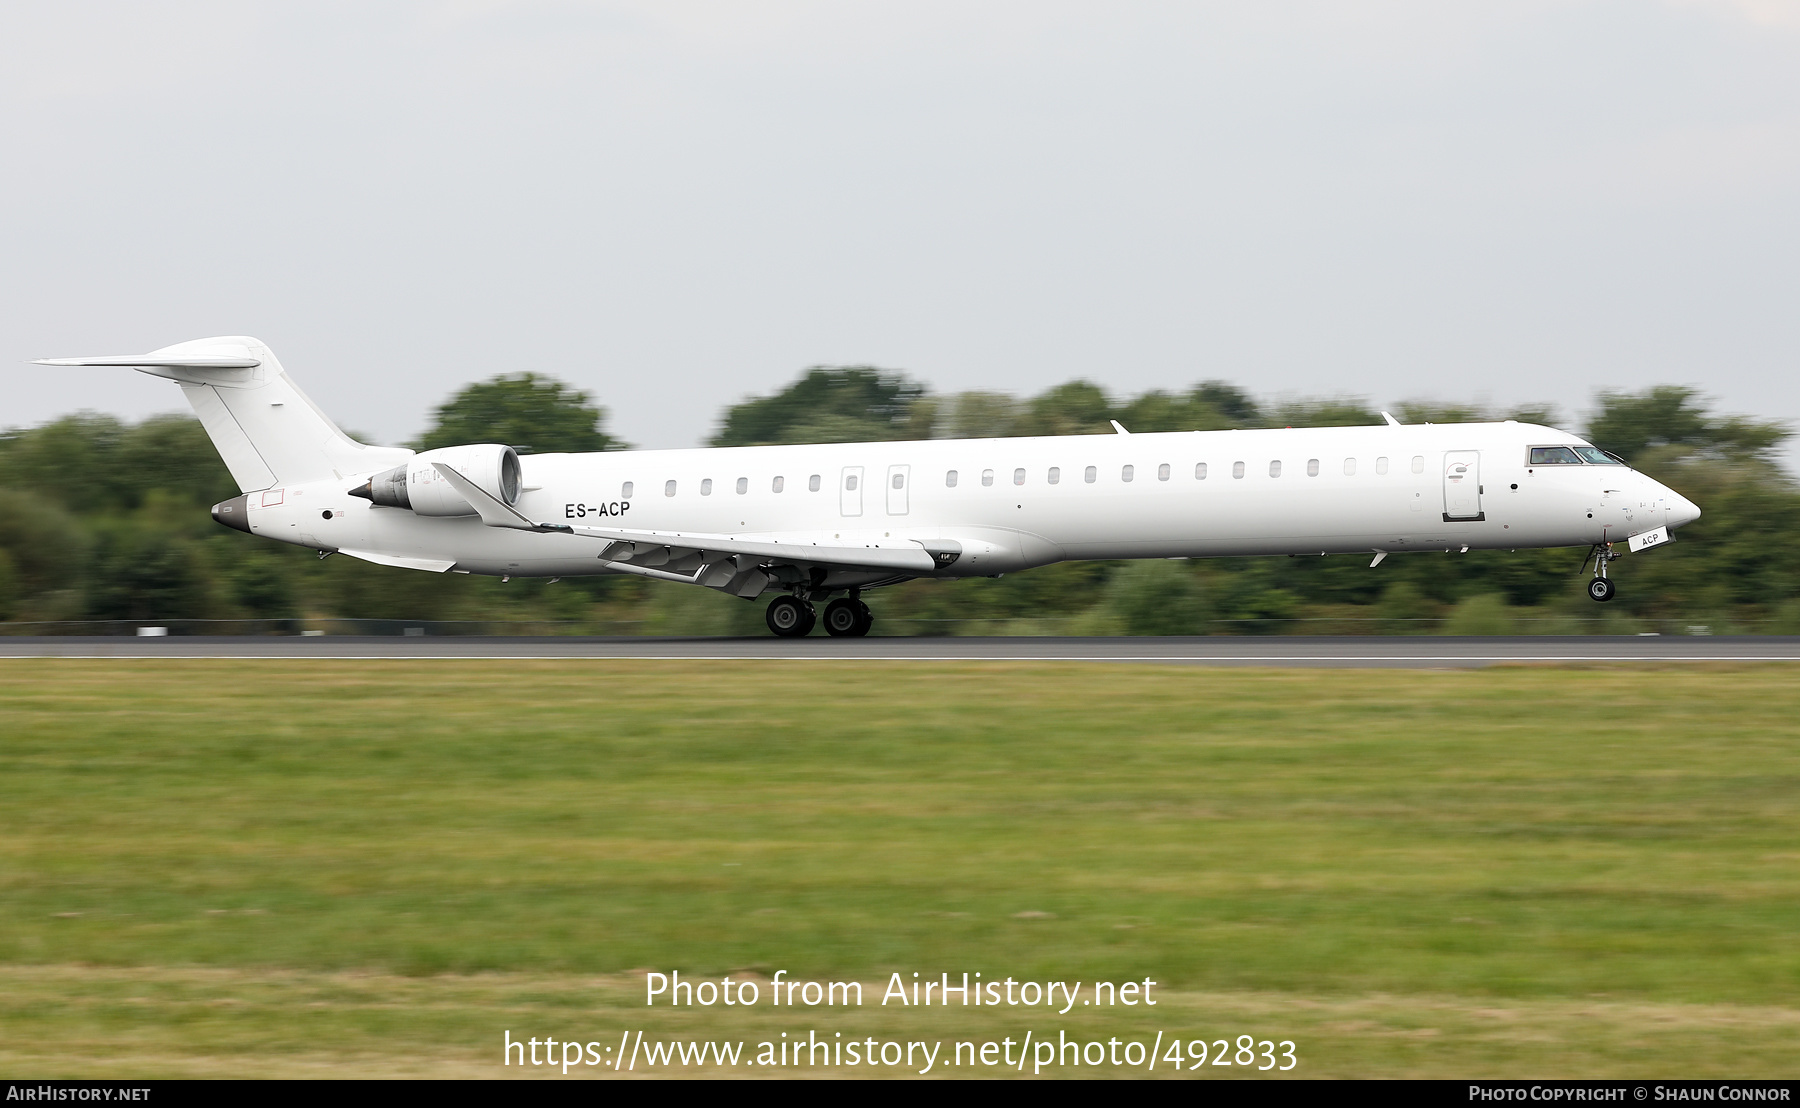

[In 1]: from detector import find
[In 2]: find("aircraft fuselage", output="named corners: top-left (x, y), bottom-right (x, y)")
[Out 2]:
top-left (240, 420), bottom-right (1698, 581)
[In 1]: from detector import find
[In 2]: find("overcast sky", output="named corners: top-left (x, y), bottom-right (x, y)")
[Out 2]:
top-left (4, 1), bottom-right (1797, 466)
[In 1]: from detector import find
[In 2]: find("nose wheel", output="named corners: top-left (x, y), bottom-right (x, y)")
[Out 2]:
top-left (1581, 543), bottom-right (1619, 602)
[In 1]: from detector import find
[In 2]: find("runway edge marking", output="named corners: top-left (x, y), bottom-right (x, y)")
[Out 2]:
top-left (4, 654), bottom-right (1798, 663)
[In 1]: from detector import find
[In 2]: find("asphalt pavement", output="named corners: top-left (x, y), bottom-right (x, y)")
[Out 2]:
top-left (1, 636), bottom-right (1795, 667)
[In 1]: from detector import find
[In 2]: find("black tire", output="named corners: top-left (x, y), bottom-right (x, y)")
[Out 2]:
top-left (766, 596), bottom-right (814, 637)
top-left (823, 598), bottom-right (863, 637)
top-left (1587, 577), bottom-right (1616, 603)
top-left (853, 600), bottom-right (874, 637)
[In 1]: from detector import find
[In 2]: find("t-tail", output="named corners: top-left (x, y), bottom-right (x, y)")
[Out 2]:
top-left (34, 337), bottom-right (412, 513)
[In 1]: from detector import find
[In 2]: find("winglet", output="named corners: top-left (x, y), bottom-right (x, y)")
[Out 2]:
top-left (431, 463), bottom-right (572, 534)
top-left (1381, 411), bottom-right (1402, 427)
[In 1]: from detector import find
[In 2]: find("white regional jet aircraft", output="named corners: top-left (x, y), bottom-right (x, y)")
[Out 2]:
top-left (39, 336), bottom-right (1701, 637)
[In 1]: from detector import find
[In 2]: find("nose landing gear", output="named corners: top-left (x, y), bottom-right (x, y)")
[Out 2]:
top-left (1581, 543), bottom-right (1619, 602)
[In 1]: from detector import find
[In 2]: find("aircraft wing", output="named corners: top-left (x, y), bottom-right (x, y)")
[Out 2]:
top-left (567, 525), bottom-right (940, 573)
top-left (430, 462), bottom-right (948, 575)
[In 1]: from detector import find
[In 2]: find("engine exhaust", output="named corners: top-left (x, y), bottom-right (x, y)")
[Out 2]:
top-left (348, 464), bottom-right (410, 508)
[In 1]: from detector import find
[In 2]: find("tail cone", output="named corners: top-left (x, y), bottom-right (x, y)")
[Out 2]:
top-left (211, 494), bottom-right (251, 533)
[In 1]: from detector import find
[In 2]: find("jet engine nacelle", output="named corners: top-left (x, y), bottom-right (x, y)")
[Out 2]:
top-left (351, 444), bottom-right (522, 517)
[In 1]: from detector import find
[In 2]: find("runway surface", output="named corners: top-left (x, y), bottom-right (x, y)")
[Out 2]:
top-left (2, 636), bottom-right (1796, 667)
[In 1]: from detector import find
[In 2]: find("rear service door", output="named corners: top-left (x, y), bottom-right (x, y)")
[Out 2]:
top-left (886, 464), bottom-right (910, 515)
top-left (1442, 451), bottom-right (1483, 521)
top-left (840, 466), bottom-right (863, 517)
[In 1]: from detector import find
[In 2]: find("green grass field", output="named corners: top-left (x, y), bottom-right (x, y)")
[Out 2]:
top-left (2, 660), bottom-right (1797, 1077)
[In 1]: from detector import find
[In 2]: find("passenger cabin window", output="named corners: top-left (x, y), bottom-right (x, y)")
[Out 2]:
top-left (1411, 456), bottom-right (1425, 474)
top-left (1195, 463), bottom-right (1207, 480)
top-left (700, 478), bottom-right (713, 496)
top-left (736, 477), bottom-right (748, 494)
top-left (1084, 466), bottom-right (1097, 483)
top-left (1344, 458), bottom-right (1356, 476)
top-left (845, 474), bottom-right (858, 491)
top-left (1121, 465), bottom-right (1134, 482)
top-left (772, 476), bottom-right (785, 493)
top-left (664, 480), bottom-right (677, 497)
top-left (622, 481), bottom-right (634, 498)
top-left (1306, 458), bottom-right (1319, 477)
top-left (1157, 463), bottom-right (1170, 481)
top-left (893, 472), bottom-right (905, 489)
top-left (1013, 468), bottom-right (1026, 486)
top-left (982, 469), bottom-right (995, 487)
top-left (1048, 466), bottom-right (1060, 485)
top-left (1575, 447), bottom-right (1626, 465)
top-left (1232, 461), bottom-right (1245, 479)
top-left (946, 469), bottom-right (958, 487)
top-left (1269, 460), bottom-right (1282, 478)
top-left (1375, 457), bottom-right (1389, 475)
top-left (1529, 446), bottom-right (1584, 465)
top-left (809, 474), bottom-right (821, 492)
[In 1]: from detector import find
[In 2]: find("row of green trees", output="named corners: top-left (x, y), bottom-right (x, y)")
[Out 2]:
top-left (1, 368), bottom-right (1795, 634)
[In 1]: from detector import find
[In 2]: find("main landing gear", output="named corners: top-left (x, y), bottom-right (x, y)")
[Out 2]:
top-left (1582, 543), bottom-right (1619, 603)
top-left (765, 595), bottom-right (816, 637)
top-left (822, 597), bottom-right (874, 638)
top-left (765, 593), bottom-right (874, 637)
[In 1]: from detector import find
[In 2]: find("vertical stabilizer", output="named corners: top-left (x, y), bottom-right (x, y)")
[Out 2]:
top-left (35, 336), bottom-right (412, 492)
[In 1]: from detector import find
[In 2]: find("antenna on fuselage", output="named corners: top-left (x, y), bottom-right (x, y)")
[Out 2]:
top-left (1380, 412), bottom-right (1402, 427)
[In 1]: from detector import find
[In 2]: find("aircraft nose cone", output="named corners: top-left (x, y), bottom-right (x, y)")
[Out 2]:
top-left (1667, 492), bottom-right (1701, 530)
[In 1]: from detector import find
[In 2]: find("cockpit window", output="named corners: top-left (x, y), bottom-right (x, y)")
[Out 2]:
top-left (1574, 446), bottom-right (1626, 465)
top-left (1529, 446), bottom-right (1583, 465)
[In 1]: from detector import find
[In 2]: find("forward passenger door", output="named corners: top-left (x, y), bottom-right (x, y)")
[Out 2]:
top-left (1443, 451), bottom-right (1483, 521)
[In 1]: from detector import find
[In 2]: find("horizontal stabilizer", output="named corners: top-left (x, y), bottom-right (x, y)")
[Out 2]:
top-left (34, 354), bottom-right (262, 369)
